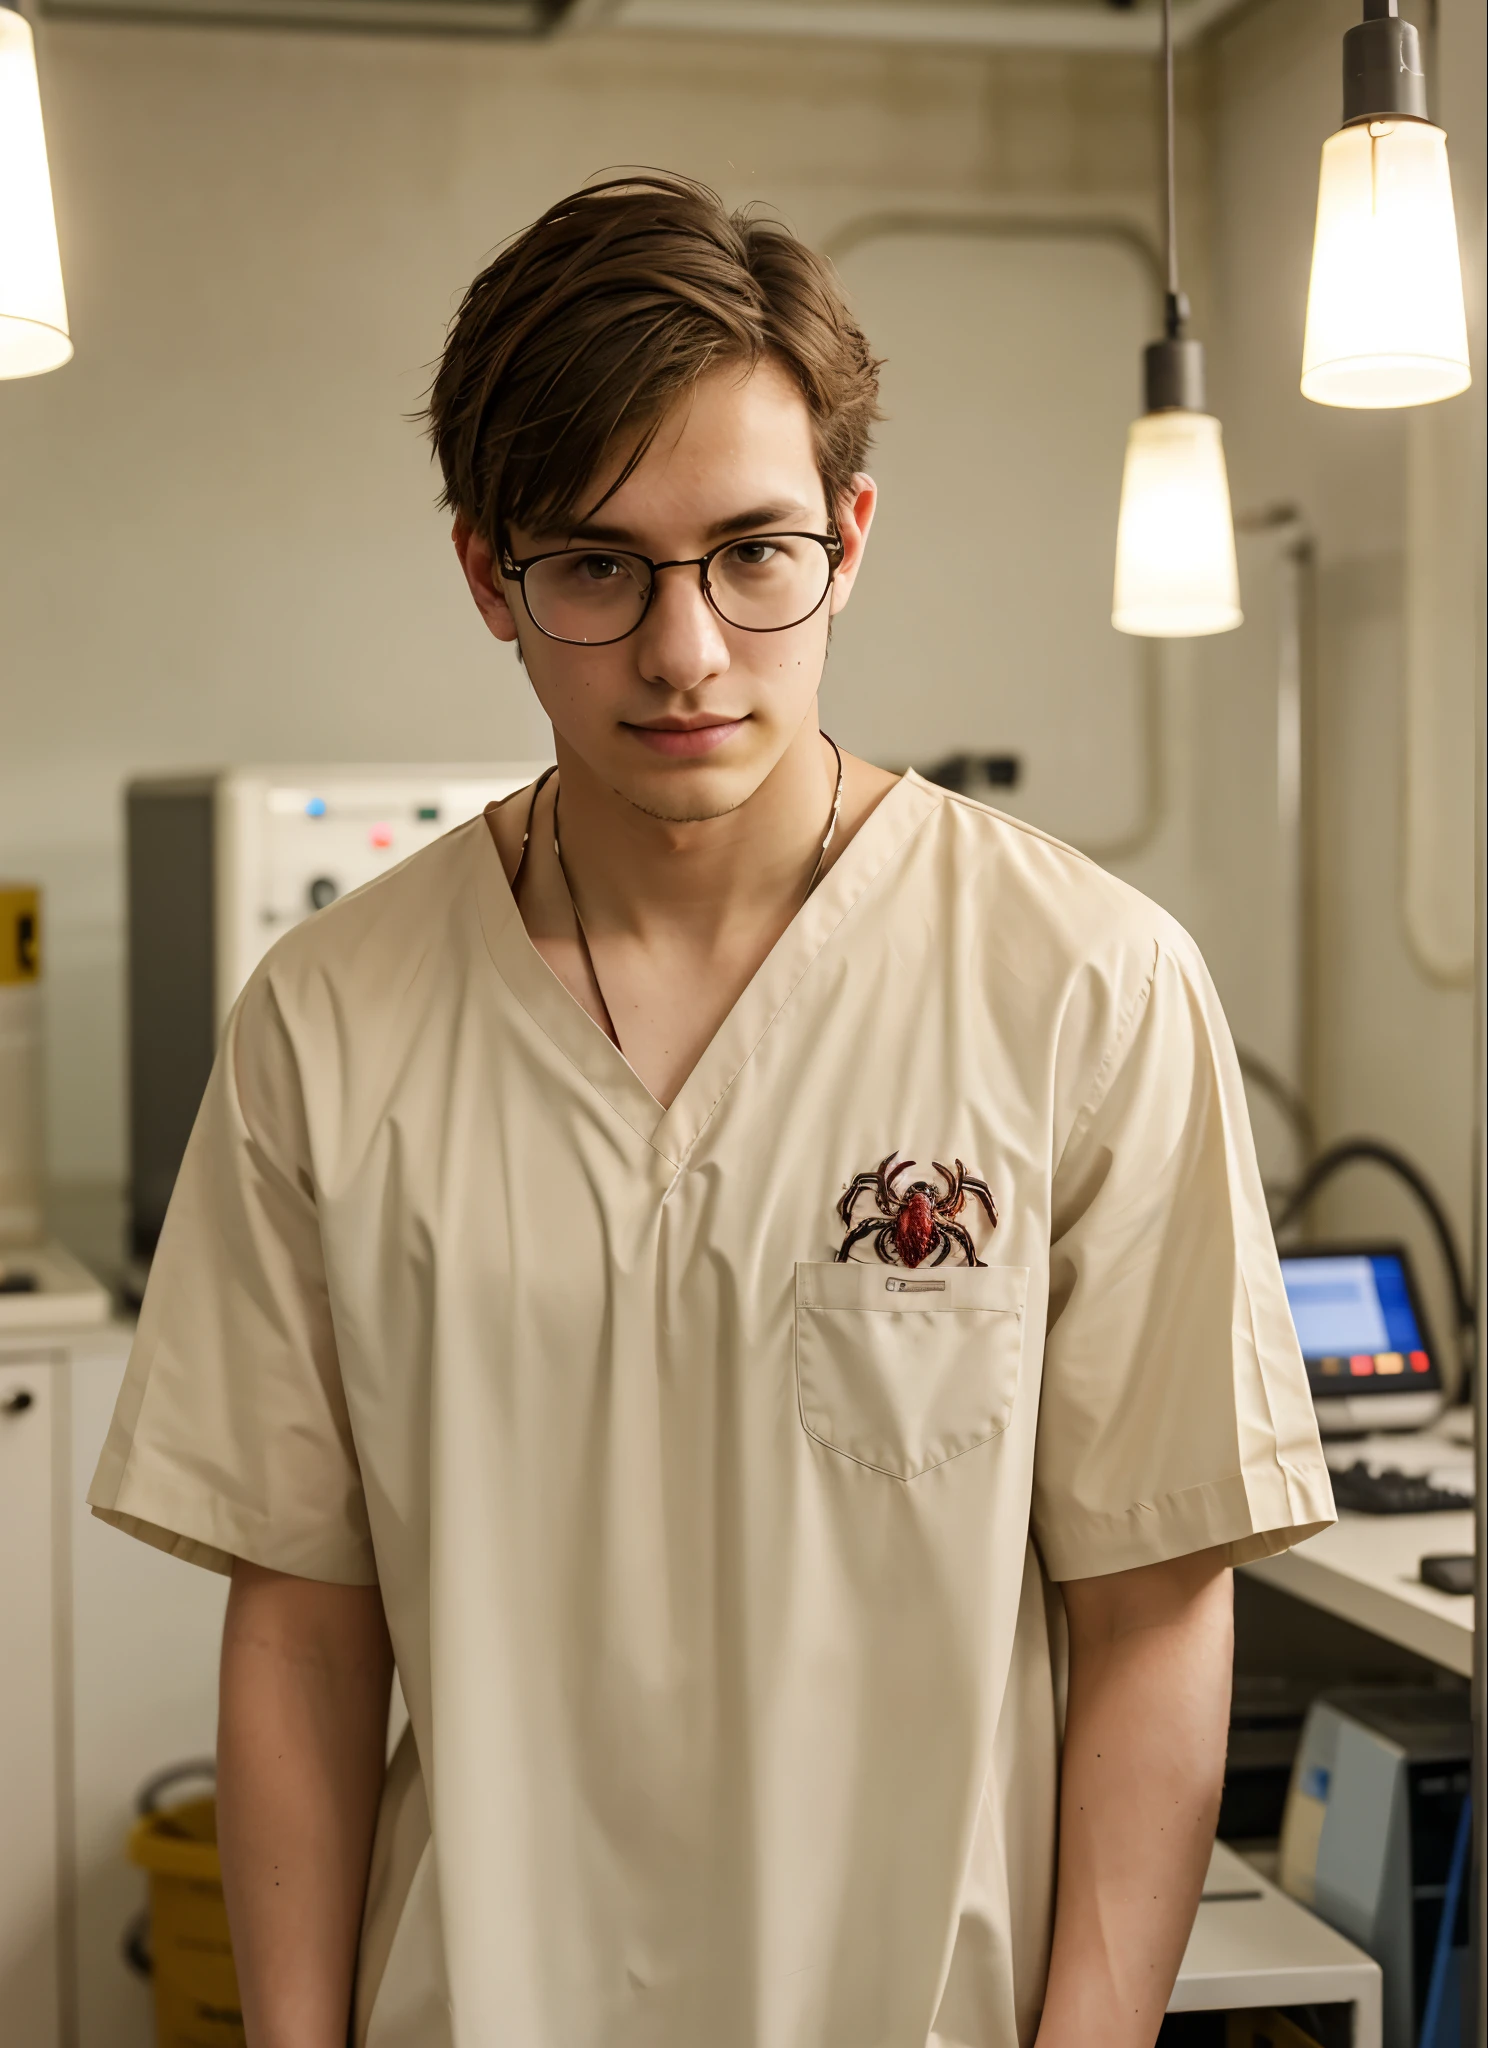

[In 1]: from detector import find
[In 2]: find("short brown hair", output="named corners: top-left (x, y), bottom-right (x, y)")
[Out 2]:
top-left (424, 171), bottom-right (881, 546)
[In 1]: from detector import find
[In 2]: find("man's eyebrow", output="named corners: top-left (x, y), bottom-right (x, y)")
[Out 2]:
top-left (564, 502), bottom-right (812, 548)
top-left (703, 502), bottom-right (811, 542)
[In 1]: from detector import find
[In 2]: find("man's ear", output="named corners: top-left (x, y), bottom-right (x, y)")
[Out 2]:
top-left (827, 473), bottom-right (877, 616)
top-left (452, 517), bottom-right (521, 645)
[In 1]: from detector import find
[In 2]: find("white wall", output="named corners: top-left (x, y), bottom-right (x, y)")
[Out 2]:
top-left (3, 18), bottom-right (1186, 1188)
top-left (2, 2), bottom-right (1480, 1371)
top-left (828, 229), bottom-right (1155, 847)
top-left (1203, 0), bottom-right (1483, 1365)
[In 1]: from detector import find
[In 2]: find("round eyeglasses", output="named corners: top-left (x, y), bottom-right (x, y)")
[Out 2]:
top-left (500, 532), bottom-right (845, 647)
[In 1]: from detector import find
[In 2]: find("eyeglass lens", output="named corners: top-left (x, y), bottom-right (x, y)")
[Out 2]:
top-left (520, 537), bottom-right (833, 645)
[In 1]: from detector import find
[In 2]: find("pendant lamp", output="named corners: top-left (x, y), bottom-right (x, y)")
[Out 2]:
top-left (1112, 0), bottom-right (1240, 639)
top-left (0, 3), bottom-right (71, 379)
top-left (1301, 1), bottom-right (1469, 409)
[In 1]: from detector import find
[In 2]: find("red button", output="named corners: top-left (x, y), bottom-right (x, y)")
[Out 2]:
top-left (1349, 1355), bottom-right (1374, 1376)
top-left (1410, 1350), bottom-right (1430, 1373)
top-left (370, 823), bottom-right (393, 850)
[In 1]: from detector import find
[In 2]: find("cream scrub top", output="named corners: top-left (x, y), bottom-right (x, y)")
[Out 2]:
top-left (91, 771), bottom-right (1334, 2048)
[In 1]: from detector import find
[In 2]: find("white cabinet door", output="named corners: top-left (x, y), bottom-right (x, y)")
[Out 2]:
top-left (69, 1332), bottom-right (227, 2048)
top-left (0, 1354), bottom-right (60, 2048)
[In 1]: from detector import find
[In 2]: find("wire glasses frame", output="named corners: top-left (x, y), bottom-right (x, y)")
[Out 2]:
top-left (499, 531), bottom-right (846, 647)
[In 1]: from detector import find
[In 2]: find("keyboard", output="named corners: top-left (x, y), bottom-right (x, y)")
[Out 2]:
top-left (1329, 1461), bottom-right (1474, 1515)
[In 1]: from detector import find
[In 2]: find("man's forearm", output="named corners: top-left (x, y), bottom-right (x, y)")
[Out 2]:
top-left (217, 1560), bottom-right (394, 2048)
top-left (1036, 1549), bottom-right (1233, 2048)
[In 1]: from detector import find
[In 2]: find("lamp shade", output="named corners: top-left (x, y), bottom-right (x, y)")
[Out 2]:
top-left (1301, 120), bottom-right (1470, 409)
top-left (1111, 409), bottom-right (1242, 638)
top-left (0, 6), bottom-right (71, 380)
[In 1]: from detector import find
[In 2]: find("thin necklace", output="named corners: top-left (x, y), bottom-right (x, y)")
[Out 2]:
top-left (539, 735), bottom-right (846, 1055)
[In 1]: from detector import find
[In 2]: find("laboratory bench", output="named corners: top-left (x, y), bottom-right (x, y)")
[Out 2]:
top-left (1242, 1507), bottom-right (1474, 1679)
top-left (1222, 1418), bottom-right (1477, 2048)
top-left (1168, 1839), bottom-right (1382, 2047)
top-left (1240, 1411), bottom-right (1476, 1680)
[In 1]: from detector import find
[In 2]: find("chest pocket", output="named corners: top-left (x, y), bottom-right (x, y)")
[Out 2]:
top-left (795, 1262), bottom-right (1029, 1480)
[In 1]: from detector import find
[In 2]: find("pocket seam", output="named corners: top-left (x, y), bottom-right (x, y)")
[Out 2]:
top-left (796, 1381), bottom-right (1019, 1482)
top-left (794, 1270), bottom-right (1028, 1482)
top-left (796, 1261), bottom-right (1029, 1315)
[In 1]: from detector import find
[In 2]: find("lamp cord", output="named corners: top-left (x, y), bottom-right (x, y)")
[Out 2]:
top-left (1162, 0), bottom-right (1180, 321)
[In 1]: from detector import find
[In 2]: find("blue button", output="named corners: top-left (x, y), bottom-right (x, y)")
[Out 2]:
top-left (1302, 1766), bottom-right (1330, 1802)
top-left (305, 796), bottom-right (327, 818)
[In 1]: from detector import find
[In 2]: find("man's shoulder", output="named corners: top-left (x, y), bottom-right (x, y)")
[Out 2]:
top-left (922, 781), bottom-right (1190, 976)
top-left (921, 787), bottom-right (1220, 1137)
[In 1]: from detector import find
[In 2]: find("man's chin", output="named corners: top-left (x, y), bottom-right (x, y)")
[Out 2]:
top-left (611, 758), bottom-right (764, 826)
top-left (621, 784), bottom-right (753, 826)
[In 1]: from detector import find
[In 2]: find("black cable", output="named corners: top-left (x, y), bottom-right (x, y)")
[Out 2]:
top-left (1235, 1045), bottom-right (1317, 1165)
top-left (1275, 1138), bottom-right (1476, 1367)
top-left (1161, 0), bottom-right (1179, 299)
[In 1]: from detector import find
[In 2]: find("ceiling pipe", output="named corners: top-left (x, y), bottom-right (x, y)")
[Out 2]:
top-left (602, 0), bottom-right (1253, 54)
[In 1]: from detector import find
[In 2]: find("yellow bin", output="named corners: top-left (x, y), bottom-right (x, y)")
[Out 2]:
top-left (127, 1794), bottom-right (245, 2048)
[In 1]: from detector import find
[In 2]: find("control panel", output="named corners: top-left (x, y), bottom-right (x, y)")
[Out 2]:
top-left (216, 764), bottom-right (548, 1016)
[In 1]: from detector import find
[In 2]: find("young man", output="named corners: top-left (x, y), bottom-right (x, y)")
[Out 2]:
top-left (91, 175), bottom-right (1333, 2048)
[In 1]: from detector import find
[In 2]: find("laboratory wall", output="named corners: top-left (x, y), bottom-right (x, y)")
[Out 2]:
top-left (1, 15), bottom-right (1200, 1190)
top-left (0, 0), bottom-right (1480, 1362)
top-left (1203, 0), bottom-right (1484, 1360)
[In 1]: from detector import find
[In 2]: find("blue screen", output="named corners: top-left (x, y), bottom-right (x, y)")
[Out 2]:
top-left (1279, 1251), bottom-right (1432, 1392)
top-left (1369, 1254), bottom-right (1423, 1352)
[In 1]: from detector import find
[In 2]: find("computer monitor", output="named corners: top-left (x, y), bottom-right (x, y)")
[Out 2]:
top-left (1278, 1242), bottom-right (1444, 1434)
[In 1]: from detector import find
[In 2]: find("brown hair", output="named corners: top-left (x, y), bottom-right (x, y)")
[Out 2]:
top-left (424, 171), bottom-right (881, 547)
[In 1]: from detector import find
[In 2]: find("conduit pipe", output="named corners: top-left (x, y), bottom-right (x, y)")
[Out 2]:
top-left (608, 0), bottom-right (1252, 54)
top-left (1235, 504), bottom-right (1318, 1122)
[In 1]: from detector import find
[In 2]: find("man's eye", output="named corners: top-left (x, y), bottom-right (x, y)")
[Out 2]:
top-left (727, 541), bottom-right (780, 569)
top-left (577, 554), bottom-right (623, 582)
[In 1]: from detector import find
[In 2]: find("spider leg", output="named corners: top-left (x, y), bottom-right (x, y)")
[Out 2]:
top-left (837, 1217), bottom-right (889, 1263)
top-left (931, 1159), bottom-right (965, 1219)
top-left (941, 1221), bottom-right (984, 1267)
top-left (926, 1229), bottom-right (954, 1266)
top-left (884, 1154), bottom-right (915, 1205)
top-left (839, 1171), bottom-right (888, 1229)
top-left (955, 1164), bottom-right (998, 1228)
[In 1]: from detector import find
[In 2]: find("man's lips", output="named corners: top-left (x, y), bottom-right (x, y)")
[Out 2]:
top-left (624, 717), bottom-right (748, 758)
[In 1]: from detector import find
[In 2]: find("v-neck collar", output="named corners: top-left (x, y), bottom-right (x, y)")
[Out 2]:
top-left (474, 770), bottom-right (942, 1167)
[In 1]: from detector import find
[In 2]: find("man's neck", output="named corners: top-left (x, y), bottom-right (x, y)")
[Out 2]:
top-left (487, 723), bottom-right (898, 1106)
top-left (551, 714), bottom-right (843, 943)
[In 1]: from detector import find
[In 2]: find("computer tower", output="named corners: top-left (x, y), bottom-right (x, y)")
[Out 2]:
top-left (126, 764), bottom-right (545, 1275)
top-left (1278, 1686), bottom-right (1473, 2047)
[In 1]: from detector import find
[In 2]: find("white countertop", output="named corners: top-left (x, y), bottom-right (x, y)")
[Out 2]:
top-left (1171, 1840), bottom-right (1381, 2043)
top-left (1241, 1422), bottom-right (1475, 1674)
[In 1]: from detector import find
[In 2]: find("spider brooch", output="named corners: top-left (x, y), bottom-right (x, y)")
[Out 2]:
top-left (836, 1152), bottom-right (998, 1268)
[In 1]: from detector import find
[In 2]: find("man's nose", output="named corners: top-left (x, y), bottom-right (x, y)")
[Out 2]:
top-left (634, 562), bottom-right (731, 692)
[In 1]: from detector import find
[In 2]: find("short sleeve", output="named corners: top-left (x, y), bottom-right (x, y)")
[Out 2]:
top-left (1031, 933), bottom-right (1334, 1582)
top-left (88, 972), bottom-right (377, 1584)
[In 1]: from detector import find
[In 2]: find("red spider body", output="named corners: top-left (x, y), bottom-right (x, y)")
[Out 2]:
top-left (893, 1189), bottom-right (937, 1267)
top-left (836, 1152), bottom-right (998, 1268)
